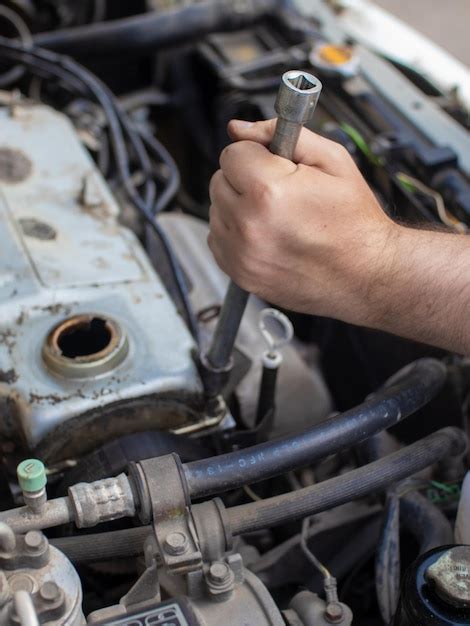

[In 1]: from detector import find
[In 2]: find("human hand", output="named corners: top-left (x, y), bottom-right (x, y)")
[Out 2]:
top-left (208, 119), bottom-right (398, 325)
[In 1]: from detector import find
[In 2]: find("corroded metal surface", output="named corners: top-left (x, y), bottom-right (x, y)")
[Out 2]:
top-left (0, 103), bottom-right (203, 458)
top-left (426, 546), bottom-right (470, 608)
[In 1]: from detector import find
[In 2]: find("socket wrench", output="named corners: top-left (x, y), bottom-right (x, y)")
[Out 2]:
top-left (201, 70), bottom-right (322, 396)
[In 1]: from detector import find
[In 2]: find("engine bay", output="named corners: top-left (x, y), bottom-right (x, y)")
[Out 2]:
top-left (0, 1), bottom-right (469, 625)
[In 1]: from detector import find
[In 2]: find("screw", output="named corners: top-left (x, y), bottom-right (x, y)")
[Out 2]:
top-left (164, 532), bottom-right (188, 556)
top-left (24, 531), bottom-right (46, 553)
top-left (39, 581), bottom-right (60, 603)
top-left (209, 562), bottom-right (231, 585)
top-left (325, 602), bottom-right (344, 623)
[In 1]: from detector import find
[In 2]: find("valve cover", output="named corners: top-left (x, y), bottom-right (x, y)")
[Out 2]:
top-left (0, 103), bottom-right (203, 460)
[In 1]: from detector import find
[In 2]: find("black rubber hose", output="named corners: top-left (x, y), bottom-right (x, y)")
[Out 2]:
top-left (32, 0), bottom-right (283, 56)
top-left (51, 527), bottom-right (151, 562)
top-left (364, 430), bottom-right (454, 554)
top-left (55, 428), bottom-right (465, 562)
top-left (184, 359), bottom-right (447, 498)
top-left (400, 491), bottom-right (453, 553)
top-left (226, 427), bottom-right (466, 535)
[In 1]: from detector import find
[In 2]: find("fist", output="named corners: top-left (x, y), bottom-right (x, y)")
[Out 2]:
top-left (208, 119), bottom-right (398, 325)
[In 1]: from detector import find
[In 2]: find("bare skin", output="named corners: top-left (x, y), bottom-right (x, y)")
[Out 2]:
top-left (208, 118), bottom-right (470, 354)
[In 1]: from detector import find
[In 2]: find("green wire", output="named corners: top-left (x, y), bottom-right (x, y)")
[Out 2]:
top-left (396, 173), bottom-right (416, 193)
top-left (340, 122), bottom-right (384, 166)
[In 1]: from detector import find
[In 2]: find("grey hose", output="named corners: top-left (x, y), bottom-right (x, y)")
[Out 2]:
top-left (226, 427), bottom-right (466, 535)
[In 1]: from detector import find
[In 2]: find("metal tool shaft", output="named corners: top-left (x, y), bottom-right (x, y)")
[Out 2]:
top-left (204, 70), bottom-right (322, 376)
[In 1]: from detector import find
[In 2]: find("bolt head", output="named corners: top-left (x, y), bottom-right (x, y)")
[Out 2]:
top-left (209, 562), bottom-right (231, 585)
top-left (164, 532), bottom-right (188, 556)
top-left (24, 531), bottom-right (46, 552)
top-left (325, 602), bottom-right (344, 623)
top-left (39, 581), bottom-right (60, 602)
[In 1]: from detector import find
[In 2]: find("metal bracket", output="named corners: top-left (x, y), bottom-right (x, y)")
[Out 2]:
top-left (134, 454), bottom-right (203, 575)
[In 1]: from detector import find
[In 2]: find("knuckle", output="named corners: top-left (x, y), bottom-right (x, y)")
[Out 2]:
top-left (332, 142), bottom-right (353, 166)
top-left (220, 142), bottom-right (241, 167)
top-left (208, 170), bottom-right (221, 200)
top-left (250, 179), bottom-right (278, 208)
top-left (208, 203), bottom-right (218, 226)
top-left (237, 218), bottom-right (259, 244)
top-left (207, 232), bottom-right (214, 252)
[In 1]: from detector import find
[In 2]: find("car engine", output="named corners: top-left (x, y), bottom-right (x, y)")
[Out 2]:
top-left (0, 1), bottom-right (469, 625)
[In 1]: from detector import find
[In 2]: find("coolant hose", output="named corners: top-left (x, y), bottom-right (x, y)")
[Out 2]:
top-left (365, 430), bottom-right (454, 553)
top-left (32, 0), bottom-right (284, 56)
top-left (184, 359), bottom-right (446, 498)
top-left (51, 526), bottom-right (152, 563)
top-left (53, 427), bottom-right (465, 562)
top-left (226, 427), bottom-right (466, 535)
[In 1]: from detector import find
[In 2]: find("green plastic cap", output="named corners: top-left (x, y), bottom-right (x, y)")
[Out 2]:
top-left (17, 459), bottom-right (47, 493)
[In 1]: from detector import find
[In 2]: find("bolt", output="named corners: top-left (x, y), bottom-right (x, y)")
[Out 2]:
top-left (24, 531), bottom-right (46, 553)
top-left (39, 581), bottom-right (60, 603)
top-left (325, 602), bottom-right (344, 623)
top-left (163, 532), bottom-right (188, 556)
top-left (209, 562), bottom-right (231, 585)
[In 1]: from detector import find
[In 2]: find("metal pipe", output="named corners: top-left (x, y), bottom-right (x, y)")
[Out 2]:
top-left (201, 70), bottom-right (322, 394)
top-left (0, 498), bottom-right (72, 534)
top-left (13, 592), bottom-right (39, 626)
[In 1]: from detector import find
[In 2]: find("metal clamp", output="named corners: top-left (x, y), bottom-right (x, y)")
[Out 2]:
top-left (133, 455), bottom-right (202, 575)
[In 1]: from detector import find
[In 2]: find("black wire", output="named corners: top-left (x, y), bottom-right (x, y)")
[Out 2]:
top-left (0, 36), bottom-right (199, 342)
top-left (139, 130), bottom-right (181, 216)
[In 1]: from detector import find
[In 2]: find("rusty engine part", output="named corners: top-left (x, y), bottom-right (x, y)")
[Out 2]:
top-left (0, 1), bottom-right (468, 625)
top-left (0, 104), bottom-right (204, 461)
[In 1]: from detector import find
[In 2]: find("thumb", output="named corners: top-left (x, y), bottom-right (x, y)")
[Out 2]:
top-left (227, 118), bottom-right (354, 177)
top-left (228, 118), bottom-right (276, 147)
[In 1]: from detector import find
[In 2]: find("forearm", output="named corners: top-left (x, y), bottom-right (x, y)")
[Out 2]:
top-left (209, 120), bottom-right (470, 355)
top-left (363, 225), bottom-right (470, 354)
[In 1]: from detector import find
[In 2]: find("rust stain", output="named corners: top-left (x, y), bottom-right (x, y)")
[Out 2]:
top-left (0, 369), bottom-right (18, 384)
top-left (0, 329), bottom-right (16, 355)
top-left (29, 389), bottom-right (86, 405)
top-left (0, 147), bottom-right (32, 183)
top-left (19, 218), bottom-right (57, 241)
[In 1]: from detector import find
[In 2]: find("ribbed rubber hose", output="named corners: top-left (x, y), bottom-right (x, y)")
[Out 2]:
top-left (32, 0), bottom-right (283, 56)
top-left (226, 427), bottom-right (466, 535)
top-left (52, 427), bottom-right (465, 562)
top-left (184, 359), bottom-right (446, 498)
top-left (51, 527), bottom-right (151, 562)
